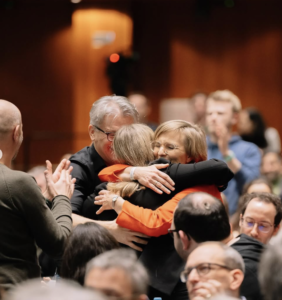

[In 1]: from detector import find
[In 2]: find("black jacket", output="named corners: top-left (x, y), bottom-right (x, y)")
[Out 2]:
top-left (82, 158), bottom-right (234, 295)
top-left (231, 234), bottom-right (264, 300)
top-left (70, 144), bottom-right (106, 214)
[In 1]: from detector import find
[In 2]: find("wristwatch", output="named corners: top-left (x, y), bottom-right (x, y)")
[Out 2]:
top-left (112, 196), bottom-right (119, 209)
top-left (223, 150), bottom-right (235, 162)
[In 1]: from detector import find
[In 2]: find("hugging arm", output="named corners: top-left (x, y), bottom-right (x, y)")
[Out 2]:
top-left (95, 185), bottom-right (222, 237)
top-left (98, 159), bottom-right (234, 193)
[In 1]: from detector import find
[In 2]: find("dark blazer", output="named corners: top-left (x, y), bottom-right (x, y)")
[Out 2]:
top-left (231, 234), bottom-right (264, 300)
top-left (70, 144), bottom-right (106, 215)
top-left (82, 158), bottom-right (234, 295)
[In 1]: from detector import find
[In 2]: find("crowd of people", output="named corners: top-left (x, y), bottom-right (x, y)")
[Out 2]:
top-left (0, 90), bottom-right (282, 300)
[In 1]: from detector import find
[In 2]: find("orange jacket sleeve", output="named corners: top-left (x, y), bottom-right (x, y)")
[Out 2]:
top-left (98, 164), bottom-right (129, 182)
top-left (116, 185), bottom-right (222, 237)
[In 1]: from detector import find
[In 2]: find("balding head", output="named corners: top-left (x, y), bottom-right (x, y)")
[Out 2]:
top-left (174, 192), bottom-right (231, 243)
top-left (0, 100), bottom-right (23, 167)
top-left (0, 99), bottom-right (22, 139)
top-left (185, 242), bottom-right (244, 300)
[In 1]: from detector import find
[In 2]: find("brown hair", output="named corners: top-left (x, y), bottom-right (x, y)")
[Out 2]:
top-left (241, 192), bottom-right (282, 227)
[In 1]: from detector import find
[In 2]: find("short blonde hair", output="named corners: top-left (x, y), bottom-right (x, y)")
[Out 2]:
top-left (107, 124), bottom-right (154, 197)
top-left (154, 120), bottom-right (207, 162)
top-left (208, 90), bottom-right (242, 113)
top-left (113, 124), bottom-right (154, 166)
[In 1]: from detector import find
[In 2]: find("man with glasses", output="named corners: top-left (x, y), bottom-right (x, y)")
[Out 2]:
top-left (229, 193), bottom-right (282, 300)
top-left (170, 192), bottom-right (267, 300)
top-left (183, 242), bottom-right (244, 300)
top-left (238, 192), bottom-right (282, 244)
top-left (84, 249), bottom-right (148, 300)
top-left (70, 95), bottom-right (174, 249)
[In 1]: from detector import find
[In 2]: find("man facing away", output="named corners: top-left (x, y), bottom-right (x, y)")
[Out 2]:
top-left (206, 90), bottom-right (261, 215)
top-left (0, 99), bottom-right (74, 290)
top-left (170, 192), bottom-right (264, 300)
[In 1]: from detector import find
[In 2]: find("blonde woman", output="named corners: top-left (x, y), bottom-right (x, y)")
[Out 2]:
top-left (88, 121), bottom-right (233, 300)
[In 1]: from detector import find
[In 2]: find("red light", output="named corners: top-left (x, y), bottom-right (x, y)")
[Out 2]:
top-left (110, 53), bottom-right (120, 63)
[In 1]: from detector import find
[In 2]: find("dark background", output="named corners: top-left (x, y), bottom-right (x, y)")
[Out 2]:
top-left (1, 0), bottom-right (282, 169)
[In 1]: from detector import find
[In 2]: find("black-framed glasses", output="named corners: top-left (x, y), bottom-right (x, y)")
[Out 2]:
top-left (168, 228), bottom-right (191, 240)
top-left (94, 125), bottom-right (115, 142)
top-left (180, 263), bottom-right (233, 283)
top-left (168, 228), bottom-right (179, 238)
top-left (240, 217), bottom-right (273, 233)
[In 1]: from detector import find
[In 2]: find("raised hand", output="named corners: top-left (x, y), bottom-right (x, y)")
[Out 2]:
top-left (52, 159), bottom-right (73, 183)
top-left (54, 169), bottom-right (75, 199)
top-left (43, 160), bottom-right (76, 201)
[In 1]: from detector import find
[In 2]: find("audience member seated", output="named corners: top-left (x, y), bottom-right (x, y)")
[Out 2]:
top-left (230, 192), bottom-right (282, 300)
top-left (27, 166), bottom-right (46, 192)
top-left (92, 122), bottom-right (233, 300)
top-left (172, 192), bottom-right (264, 300)
top-left (238, 107), bottom-right (281, 153)
top-left (206, 90), bottom-right (261, 215)
top-left (0, 100), bottom-right (74, 291)
top-left (171, 192), bottom-right (232, 262)
top-left (231, 178), bottom-right (273, 234)
top-left (182, 242), bottom-right (244, 300)
top-left (69, 95), bottom-right (173, 248)
top-left (237, 192), bottom-right (282, 244)
top-left (5, 279), bottom-right (107, 300)
top-left (85, 249), bottom-right (148, 300)
top-left (60, 222), bottom-right (119, 285)
top-left (259, 238), bottom-right (282, 300)
top-left (128, 93), bottom-right (158, 131)
top-left (261, 151), bottom-right (282, 198)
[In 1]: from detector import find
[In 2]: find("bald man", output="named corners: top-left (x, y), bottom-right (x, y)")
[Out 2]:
top-left (0, 100), bottom-right (74, 290)
top-left (184, 242), bottom-right (244, 300)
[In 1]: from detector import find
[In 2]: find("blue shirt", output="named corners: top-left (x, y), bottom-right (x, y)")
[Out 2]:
top-left (207, 135), bottom-right (261, 215)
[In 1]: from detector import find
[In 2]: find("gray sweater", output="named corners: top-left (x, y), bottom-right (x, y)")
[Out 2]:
top-left (0, 164), bottom-right (72, 289)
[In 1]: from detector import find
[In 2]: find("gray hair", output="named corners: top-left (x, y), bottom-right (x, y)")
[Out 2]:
top-left (199, 242), bottom-right (245, 273)
top-left (89, 95), bottom-right (139, 126)
top-left (5, 279), bottom-right (107, 300)
top-left (85, 249), bottom-right (148, 296)
top-left (259, 241), bottom-right (282, 300)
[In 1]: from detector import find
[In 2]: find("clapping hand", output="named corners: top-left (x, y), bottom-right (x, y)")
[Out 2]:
top-left (43, 159), bottom-right (76, 201)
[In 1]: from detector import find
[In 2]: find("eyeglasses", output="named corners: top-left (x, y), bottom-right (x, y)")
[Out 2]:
top-left (241, 217), bottom-right (273, 233)
top-left (151, 141), bottom-right (182, 155)
top-left (180, 263), bottom-right (232, 283)
top-left (168, 228), bottom-right (179, 238)
top-left (168, 228), bottom-right (191, 240)
top-left (94, 125), bottom-right (115, 142)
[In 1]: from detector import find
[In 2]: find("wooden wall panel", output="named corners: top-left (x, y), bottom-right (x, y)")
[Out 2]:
top-left (132, 0), bottom-right (282, 137)
top-left (71, 9), bottom-right (133, 151)
top-left (1, 0), bottom-right (282, 170)
top-left (0, 4), bottom-right (74, 170)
